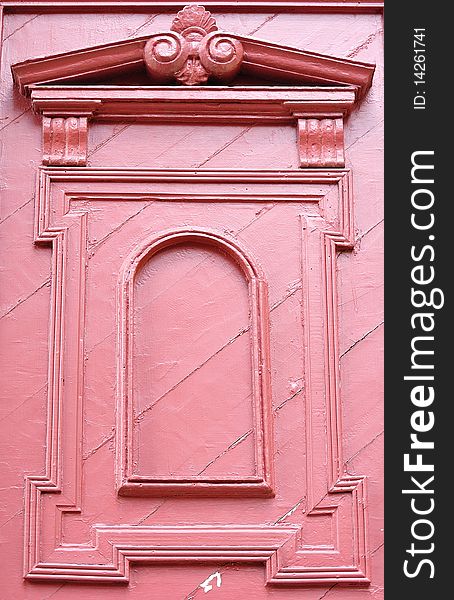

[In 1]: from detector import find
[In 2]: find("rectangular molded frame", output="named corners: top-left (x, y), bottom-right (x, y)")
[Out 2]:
top-left (24, 167), bottom-right (370, 587)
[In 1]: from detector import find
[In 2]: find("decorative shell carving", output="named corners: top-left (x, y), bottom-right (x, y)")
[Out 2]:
top-left (171, 4), bottom-right (218, 37)
top-left (143, 4), bottom-right (243, 86)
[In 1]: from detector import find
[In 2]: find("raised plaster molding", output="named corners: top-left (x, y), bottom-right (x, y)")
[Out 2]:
top-left (10, 5), bottom-right (375, 167)
top-left (118, 228), bottom-right (274, 497)
top-left (30, 86), bottom-right (358, 121)
top-left (11, 5), bottom-right (375, 96)
top-left (39, 100), bottom-right (101, 166)
top-left (42, 116), bottom-right (88, 166)
top-left (24, 167), bottom-right (370, 586)
top-left (1, 1), bottom-right (385, 13)
top-left (296, 116), bottom-right (345, 168)
top-left (11, 38), bottom-right (374, 98)
top-left (143, 5), bottom-right (244, 85)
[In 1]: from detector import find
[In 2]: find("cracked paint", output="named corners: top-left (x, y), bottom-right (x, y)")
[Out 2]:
top-left (199, 571), bottom-right (222, 593)
top-left (347, 28), bottom-right (383, 58)
top-left (247, 14), bottom-right (279, 37)
top-left (274, 497), bottom-right (305, 523)
top-left (340, 320), bottom-right (384, 358)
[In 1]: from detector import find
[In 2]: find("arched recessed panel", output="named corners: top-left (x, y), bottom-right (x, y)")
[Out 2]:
top-left (118, 228), bottom-right (274, 497)
top-left (133, 242), bottom-right (255, 479)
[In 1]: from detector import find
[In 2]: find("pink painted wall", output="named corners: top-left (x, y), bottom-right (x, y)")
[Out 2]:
top-left (0, 5), bottom-right (383, 599)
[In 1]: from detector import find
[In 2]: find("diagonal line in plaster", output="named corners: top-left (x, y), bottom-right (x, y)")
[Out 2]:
top-left (340, 320), bottom-right (383, 358)
top-left (0, 196), bottom-right (33, 227)
top-left (138, 254), bottom-right (217, 314)
top-left (88, 202), bottom-right (150, 253)
top-left (347, 28), bottom-right (383, 58)
top-left (196, 125), bottom-right (255, 168)
top-left (191, 386), bottom-right (303, 477)
top-left (134, 127), bottom-right (201, 167)
top-left (42, 583), bottom-right (66, 600)
top-left (337, 284), bottom-right (383, 308)
top-left (136, 501), bottom-right (167, 525)
top-left (85, 330), bottom-right (115, 358)
top-left (2, 15), bottom-right (40, 42)
top-left (137, 388), bottom-right (255, 471)
top-left (235, 203), bottom-right (277, 237)
top-left (357, 217), bottom-right (383, 241)
top-left (247, 14), bottom-right (279, 37)
top-left (0, 382), bottom-right (47, 424)
top-left (0, 277), bottom-right (50, 320)
top-left (135, 325), bottom-right (250, 421)
top-left (0, 107), bottom-right (32, 133)
top-left (318, 583), bottom-right (338, 600)
top-left (274, 497), bottom-right (305, 524)
top-left (345, 429), bottom-right (383, 466)
top-left (345, 119), bottom-right (383, 152)
top-left (82, 429), bottom-right (115, 461)
top-left (0, 508), bottom-right (23, 530)
top-left (127, 14), bottom-right (159, 38)
top-left (87, 124), bottom-right (132, 158)
top-left (274, 387), bottom-right (303, 413)
top-left (371, 541), bottom-right (384, 556)
top-left (196, 429), bottom-right (254, 476)
top-left (270, 279), bottom-right (302, 311)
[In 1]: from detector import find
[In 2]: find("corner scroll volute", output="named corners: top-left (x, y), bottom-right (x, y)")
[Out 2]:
top-left (199, 32), bottom-right (244, 82)
top-left (143, 31), bottom-right (190, 83)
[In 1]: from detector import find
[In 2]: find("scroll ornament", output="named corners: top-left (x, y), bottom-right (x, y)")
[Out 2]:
top-left (143, 4), bottom-right (244, 85)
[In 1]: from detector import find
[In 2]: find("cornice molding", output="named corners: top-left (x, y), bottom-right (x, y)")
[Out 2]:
top-left (30, 86), bottom-right (358, 120)
top-left (1, 2), bottom-right (385, 14)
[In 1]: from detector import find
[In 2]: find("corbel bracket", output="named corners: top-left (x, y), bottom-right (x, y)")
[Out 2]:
top-left (285, 101), bottom-right (353, 168)
top-left (34, 99), bottom-right (101, 166)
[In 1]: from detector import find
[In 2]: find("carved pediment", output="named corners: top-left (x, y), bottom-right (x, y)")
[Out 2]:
top-left (11, 4), bottom-right (374, 97)
top-left (10, 5), bottom-right (376, 170)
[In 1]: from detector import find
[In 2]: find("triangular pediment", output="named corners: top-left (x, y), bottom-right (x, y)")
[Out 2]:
top-left (11, 4), bottom-right (375, 99)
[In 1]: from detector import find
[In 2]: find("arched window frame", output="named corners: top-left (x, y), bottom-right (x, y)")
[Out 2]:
top-left (117, 227), bottom-right (274, 497)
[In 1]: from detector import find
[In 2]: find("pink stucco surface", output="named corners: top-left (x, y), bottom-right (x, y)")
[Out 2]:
top-left (0, 5), bottom-right (383, 599)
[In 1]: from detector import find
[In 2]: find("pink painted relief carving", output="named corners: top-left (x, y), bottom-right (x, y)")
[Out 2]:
top-left (0, 3), bottom-right (383, 598)
top-left (143, 5), bottom-right (243, 85)
top-left (119, 228), bottom-right (274, 497)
